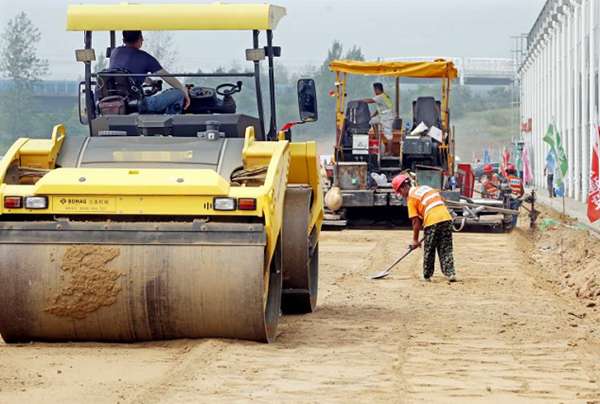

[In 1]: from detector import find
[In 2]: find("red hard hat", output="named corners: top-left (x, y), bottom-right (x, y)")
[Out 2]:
top-left (484, 164), bottom-right (493, 173)
top-left (507, 164), bottom-right (516, 171)
top-left (392, 174), bottom-right (411, 192)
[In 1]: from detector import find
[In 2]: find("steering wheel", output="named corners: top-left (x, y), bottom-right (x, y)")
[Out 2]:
top-left (216, 81), bottom-right (243, 96)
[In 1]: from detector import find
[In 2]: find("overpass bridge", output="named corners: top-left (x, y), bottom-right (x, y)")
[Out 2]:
top-left (0, 80), bottom-right (78, 112)
top-left (0, 80), bottom-right (79, 97)
top-left (1, 56), bottom-right (516, 100)
top-left (0, 56), bottom-right (516, 108)
top-left (374, 57), bottom-right (516, 86)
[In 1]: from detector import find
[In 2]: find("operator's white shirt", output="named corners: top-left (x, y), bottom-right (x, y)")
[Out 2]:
top-left (373, 94), bottom-right (393, 115)
top-left (372, 94), bottom-right (394, 140)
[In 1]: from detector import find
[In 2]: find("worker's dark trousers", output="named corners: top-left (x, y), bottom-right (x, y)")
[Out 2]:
top-left (547, 174), bottom-right (554, 198)
top-left (423, 220), bottom-right (456, 279)
top-left (510, 199), bottom-right (521, 227)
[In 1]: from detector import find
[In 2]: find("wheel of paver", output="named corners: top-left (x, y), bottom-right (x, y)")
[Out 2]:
top-left (281, 186), bottom-right (319, 314)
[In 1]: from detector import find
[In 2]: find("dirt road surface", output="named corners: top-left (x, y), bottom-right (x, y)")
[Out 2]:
top-left (2, 227), bottom-right (600, 404)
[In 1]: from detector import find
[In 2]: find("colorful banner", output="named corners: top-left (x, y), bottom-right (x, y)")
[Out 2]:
top-left (501, 147), bottom-right (510, 178)
top-left (547, 148), bottom-right (555, 175)
top-left (521, 118), bottom-right (532, 133)
top-left (587, 125), bottom-right (600, 223)
top-left (543, 123), bottom-right (568, 187)
top-left (522, 144), bottom-right (532, 184)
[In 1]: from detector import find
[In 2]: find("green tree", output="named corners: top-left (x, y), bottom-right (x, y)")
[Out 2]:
top-left (0, 12), bottom-right (48, 139)
top-left (312, 41), bottom-right (347, 135)
top-left (144, 31), bottom-right (179, 72)
top-left (317, 40), bottom-right (344, 77)
top-left (309, 41), bottom-right (369, 137)
top-left (344, 45), bottom-right (365, 62)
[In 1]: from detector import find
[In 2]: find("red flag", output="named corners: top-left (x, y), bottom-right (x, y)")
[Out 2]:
top-left (587, 125), bottom-right (600, 223)
top-left (501, 147), bottom-right (510, 178)
top-left (522, 144), bottom-right (532, 184)
top-left (520, 118), bottom-right (532, 133)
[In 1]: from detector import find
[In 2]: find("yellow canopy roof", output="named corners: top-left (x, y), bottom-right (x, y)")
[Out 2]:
top-left (66, 3), bottom-right (287, 31)
top-left (329, 59), bottom-right (458, 80)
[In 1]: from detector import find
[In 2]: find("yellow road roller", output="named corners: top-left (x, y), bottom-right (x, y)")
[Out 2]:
top-left (0, 3), bottom-right (323, 343)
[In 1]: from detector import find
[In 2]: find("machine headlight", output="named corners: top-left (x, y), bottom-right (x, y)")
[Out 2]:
top-left (213, 197), bottom-right (236, 211)
top-left (24, 196), bottom-right (48, 209)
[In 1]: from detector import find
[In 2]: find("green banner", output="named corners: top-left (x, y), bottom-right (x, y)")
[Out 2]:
top-left (516, 148), bottom-right (523, 172)
top-left (543, 123), bottom-right (568, 187)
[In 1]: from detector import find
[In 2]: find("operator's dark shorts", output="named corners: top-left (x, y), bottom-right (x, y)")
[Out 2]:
top-left (423, 220), bottom-right (455, 279)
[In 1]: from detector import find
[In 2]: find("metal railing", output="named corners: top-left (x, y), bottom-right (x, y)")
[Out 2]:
top-left (375, 57), bottom-right (516, 82)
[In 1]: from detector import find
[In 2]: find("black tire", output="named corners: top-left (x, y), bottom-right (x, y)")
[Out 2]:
top-left (264, 235), bottom-right (283, 342)
top-left (281, 186), bottom-right (319, 314)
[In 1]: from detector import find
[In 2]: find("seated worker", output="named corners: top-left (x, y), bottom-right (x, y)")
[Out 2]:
top-left (480, 164), bottom-right (501, 199)
top-left (363, 83), bottom-right (394, 155)
top-left (506, 164), bottom-right (524, 227)
top-left (109, 30), bottom-right (190, 114)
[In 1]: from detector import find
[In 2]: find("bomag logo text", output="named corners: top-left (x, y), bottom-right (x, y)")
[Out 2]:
top-left (65, 198), bottom-right (88, 204)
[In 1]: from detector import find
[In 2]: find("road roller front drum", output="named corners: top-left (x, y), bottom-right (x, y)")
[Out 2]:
top-left (0, 221), bottom-right (282, 343)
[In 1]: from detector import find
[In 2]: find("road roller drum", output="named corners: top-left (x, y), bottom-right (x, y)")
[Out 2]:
top-left (0, 221), bottom-right (282, 343)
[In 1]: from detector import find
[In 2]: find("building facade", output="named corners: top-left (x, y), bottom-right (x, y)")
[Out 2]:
top-left (520, 0), bottom-right (598, 202)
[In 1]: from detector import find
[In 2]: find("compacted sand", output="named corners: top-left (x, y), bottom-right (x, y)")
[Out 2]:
top-left (1, 223), bottom-right (600, 404)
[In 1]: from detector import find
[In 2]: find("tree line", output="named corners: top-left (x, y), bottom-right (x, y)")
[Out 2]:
top-left (0, 12), bottom-right (516, 153)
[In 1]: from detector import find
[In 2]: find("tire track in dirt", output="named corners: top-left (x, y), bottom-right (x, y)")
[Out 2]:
top-left (2, 229), bottom-right (600, 403)
top-left (398, 231), bottom-right (600, 403)
top-left (118, 232), bottom-right (412, 404)
top-left (124, 340), bottom-right (226, 404)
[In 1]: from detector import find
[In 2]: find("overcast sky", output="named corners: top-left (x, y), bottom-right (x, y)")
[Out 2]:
top-left (0, 0), bottom-right (547, 80)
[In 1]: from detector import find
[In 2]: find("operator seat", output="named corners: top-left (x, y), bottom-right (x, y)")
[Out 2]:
top-left (96, 68), bottom-right (144, 115)
top-left (341, 100), bottom-right (373, 163)
top-left (412, 97), bottom-right (442, 130)
top-left (343, 100), bottom-right (371, 134)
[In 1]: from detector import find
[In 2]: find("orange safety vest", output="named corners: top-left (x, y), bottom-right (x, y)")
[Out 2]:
top-left (481, 174), bottom-right (500, 199)
top-left (507, 174), bottom-right (524, 196)
top-left (408, 185), bottom-right (445, 219)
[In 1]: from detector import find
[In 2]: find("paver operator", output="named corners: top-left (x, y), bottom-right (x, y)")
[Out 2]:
top-left (392, 174), bottom-right (457, 282)
top-left (363, 82), bottom-right (394, 155)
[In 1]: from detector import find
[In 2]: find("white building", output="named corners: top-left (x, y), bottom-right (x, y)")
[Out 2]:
top-left (520, 0), bottom-right (598, 202)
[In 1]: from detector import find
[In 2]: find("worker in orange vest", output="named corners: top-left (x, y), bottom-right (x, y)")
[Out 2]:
top-left (506, 164), bottom-right (524, 197)
top-left (480, 164), bottom-right (501, 199)
top-left (506, 164), bottom-right (523, 227)
top-left (392, 174), bottom-right (457, 282)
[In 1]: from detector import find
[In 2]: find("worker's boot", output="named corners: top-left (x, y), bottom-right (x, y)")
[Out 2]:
top-left (421, 275), bottom-right (431, 282)
top-left (446, 275), bottom-right (457, 283)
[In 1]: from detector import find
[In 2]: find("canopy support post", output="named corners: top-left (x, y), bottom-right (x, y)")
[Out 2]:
top-left (252, 30), bottom-right (266, 140)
